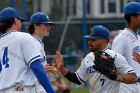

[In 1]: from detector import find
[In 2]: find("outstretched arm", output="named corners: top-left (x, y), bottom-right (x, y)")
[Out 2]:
top-left (115, 73), bottom-right (138, 84)
top-left (55, 51), bottom-right (82, 85)
top-left (30, 59), bottom-right (55, 93)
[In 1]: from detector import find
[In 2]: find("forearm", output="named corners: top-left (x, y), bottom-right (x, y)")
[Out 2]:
top-left (60, 68), bottom-right (82, 85)
top-left (115, 73), bottom-right (138, 84)
top-left (30, 59), bottom-right (54, 93)
top-left (60, 67), bottom-right (69, 76)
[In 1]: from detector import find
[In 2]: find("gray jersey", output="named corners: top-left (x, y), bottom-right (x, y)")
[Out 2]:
top-left (76, 49), bottom-right (135, 93)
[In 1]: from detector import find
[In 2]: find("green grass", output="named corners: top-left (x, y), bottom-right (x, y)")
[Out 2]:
top-left (71, 88), bottom-right (89, 93)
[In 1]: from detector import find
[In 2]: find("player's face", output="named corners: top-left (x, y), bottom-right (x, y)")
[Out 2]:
top-left (39, 24), bottom-right (52, 36)
top-left (133, 14), bottom-right (140, 28)
top-left (88, 39), bottom-right (101, 52)
top-left (136, 15), bottom-right (140, 27)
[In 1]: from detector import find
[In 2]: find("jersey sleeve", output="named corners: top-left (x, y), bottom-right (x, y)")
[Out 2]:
top-left (115, 54), bottom-right (135, 75)
top-left (76, 53), bottom-right (95, 83)
top-left (20, 35), bottom-right (42, 66)
top-left (112, 35), bottom-right (126, 55)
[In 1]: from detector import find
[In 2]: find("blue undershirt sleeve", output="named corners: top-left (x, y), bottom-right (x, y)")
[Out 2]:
top-left (30, 59), bottom-right (54, 93)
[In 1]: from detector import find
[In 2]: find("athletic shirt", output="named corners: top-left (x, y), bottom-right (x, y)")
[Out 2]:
top-left (76, 48), bottom-right (135, 93)
top-left (112, 28), bottom-right (140, 77)
top-left (32, 36), bottom-right (47, 93)
top-left (0, 31), bottom-right (42, 91)
top-left (33, 36), bottom-right (47, 62)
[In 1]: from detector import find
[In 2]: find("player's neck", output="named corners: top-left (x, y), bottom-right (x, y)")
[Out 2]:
top-left (99, 41), bottom-right (108, 51)
top-left (32, 33), bottom-right (43, 41)
top-left (6, 26), bottom-right (19, 33)
top-left (127, 25), bottom-right (138, 33)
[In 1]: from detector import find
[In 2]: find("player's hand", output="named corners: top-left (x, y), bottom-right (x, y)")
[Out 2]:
top-left (132, 52), bottom-right (140, 64)
top-left (55, 51), bottom-right (68, 75)
top-left (55, 51), bottom-right (65, 70)
top-left (44, 64), bottom-right (59, 74)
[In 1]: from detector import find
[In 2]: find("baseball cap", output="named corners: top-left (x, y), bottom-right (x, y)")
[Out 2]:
top-left (84, 25), bottom-right (110, 41)
top-left (0, 7), bottom-right (25, 22)
top-left (30, 12), bottom-right (54, 25)
top-left (124, 2), bottom-right (140, 15)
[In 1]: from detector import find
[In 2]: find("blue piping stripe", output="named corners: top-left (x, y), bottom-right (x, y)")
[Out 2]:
top-left (1, 31), bottom-right (16, 37)
top-left (128, 70), bottom-right (135, 72)
top-left (126, 28), bottom-right (138, 39)
top-left (34, 36), bottom-right (44, 47)
top-left (28, 55), bottom-right (42, 65)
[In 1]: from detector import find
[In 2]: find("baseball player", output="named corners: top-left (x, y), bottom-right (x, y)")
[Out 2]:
top-left (0, 7), bottom-right (54, 93)
top-left (55, 25), bottom-right (138, 93)
top-left (28, 12), bottom-right (55, 93)
top-left (112, 2), bottom-right (140, 93)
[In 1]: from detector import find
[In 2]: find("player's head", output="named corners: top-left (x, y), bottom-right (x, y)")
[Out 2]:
top-left (84, 25), bottom-right (110, 52)
top-left (28, 12), bottom-right (54, 38)
top-left (0, 7), bottom-right (25, 33)
top-left (124, 2), bottom-right (140, 27)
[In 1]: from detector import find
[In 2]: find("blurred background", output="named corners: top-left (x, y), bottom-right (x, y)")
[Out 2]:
top-left (0, 0), bottom-right (139, 93)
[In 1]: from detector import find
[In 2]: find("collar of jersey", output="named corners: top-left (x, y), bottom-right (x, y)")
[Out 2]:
top-left (125, 28), bottom-right (139, 39)
top-left (33, 36), bottom-right (44, 47)
top-left (1, 30), bottom-right (17, 38)
top-left (102, 47), bottom-right (108, 52)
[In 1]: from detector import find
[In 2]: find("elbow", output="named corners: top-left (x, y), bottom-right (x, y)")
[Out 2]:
top-left (127, 76), bottom-right (138, 84)
top-left (123, 73), bottom-right (138, 84)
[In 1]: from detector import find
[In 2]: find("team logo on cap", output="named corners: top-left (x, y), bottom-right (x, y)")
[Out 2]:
top-left (46, 15), bottom-right (50, 21)
top-left (90, 28), bottom-right (96, 36)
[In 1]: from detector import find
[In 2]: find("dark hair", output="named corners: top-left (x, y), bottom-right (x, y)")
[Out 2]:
top-left (28, 24), bottom-right (40, 34)
top-left (124, 13), bottom-right (138, 24)
top-left (0, 18), bottom-right (15, 33)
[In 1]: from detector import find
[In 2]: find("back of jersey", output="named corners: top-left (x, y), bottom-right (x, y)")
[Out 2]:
top-left (0, 31), bottom-right (41, 90)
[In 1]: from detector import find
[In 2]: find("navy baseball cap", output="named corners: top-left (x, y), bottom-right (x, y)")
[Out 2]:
top-left (124, 2), bottom-right (140, 15)
top-left (0, 7), bottom-right (25, 22)
top-left (30, 12), bottom-right (54, 25)
top-left (84, 25), bottom-right (110, 41)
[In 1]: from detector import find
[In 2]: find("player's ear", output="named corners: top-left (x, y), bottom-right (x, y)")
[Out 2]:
top-left (14, 18), bottom-right (20, 25)
top-left (34, 24), bottom-right (40, 29)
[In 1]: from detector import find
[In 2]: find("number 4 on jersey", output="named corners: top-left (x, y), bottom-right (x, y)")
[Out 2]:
top-left (0, 47), bottom-right (9, 73)
top-left (3, 47), bottom-right (9, 68)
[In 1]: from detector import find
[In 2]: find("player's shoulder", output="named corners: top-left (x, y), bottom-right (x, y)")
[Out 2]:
top-left (104, 49), bottom-right (117, 58)
top-left (105, 49), bottom-right (125, 60)
top-left (114, 29), bottom-right (127, 40)
top-left (84, 52), bottom-right (95, 61)
top-left (13, 32), bottom-right (34, 40)
top-left (16, 32), bottom-right (32, 37)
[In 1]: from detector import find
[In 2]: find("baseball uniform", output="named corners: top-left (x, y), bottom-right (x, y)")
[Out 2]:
top-left (112, 28), bottom-right (140, 93)
top-left (0, 31), bottom-right (42, 92)
top-left (76, 48), bottom-right (135, 93)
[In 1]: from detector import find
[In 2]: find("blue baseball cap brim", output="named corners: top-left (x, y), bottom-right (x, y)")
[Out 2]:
top-left (0, 14), bottom-right (26, 22)
top-left (41, 21), bottom-right (55, 25)
top-left (84, 35), bottom-right (109, 40)
top-left (19, 17), bottom-right (26, 22)
top-left (0, 7), bottom-right (26, 22)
